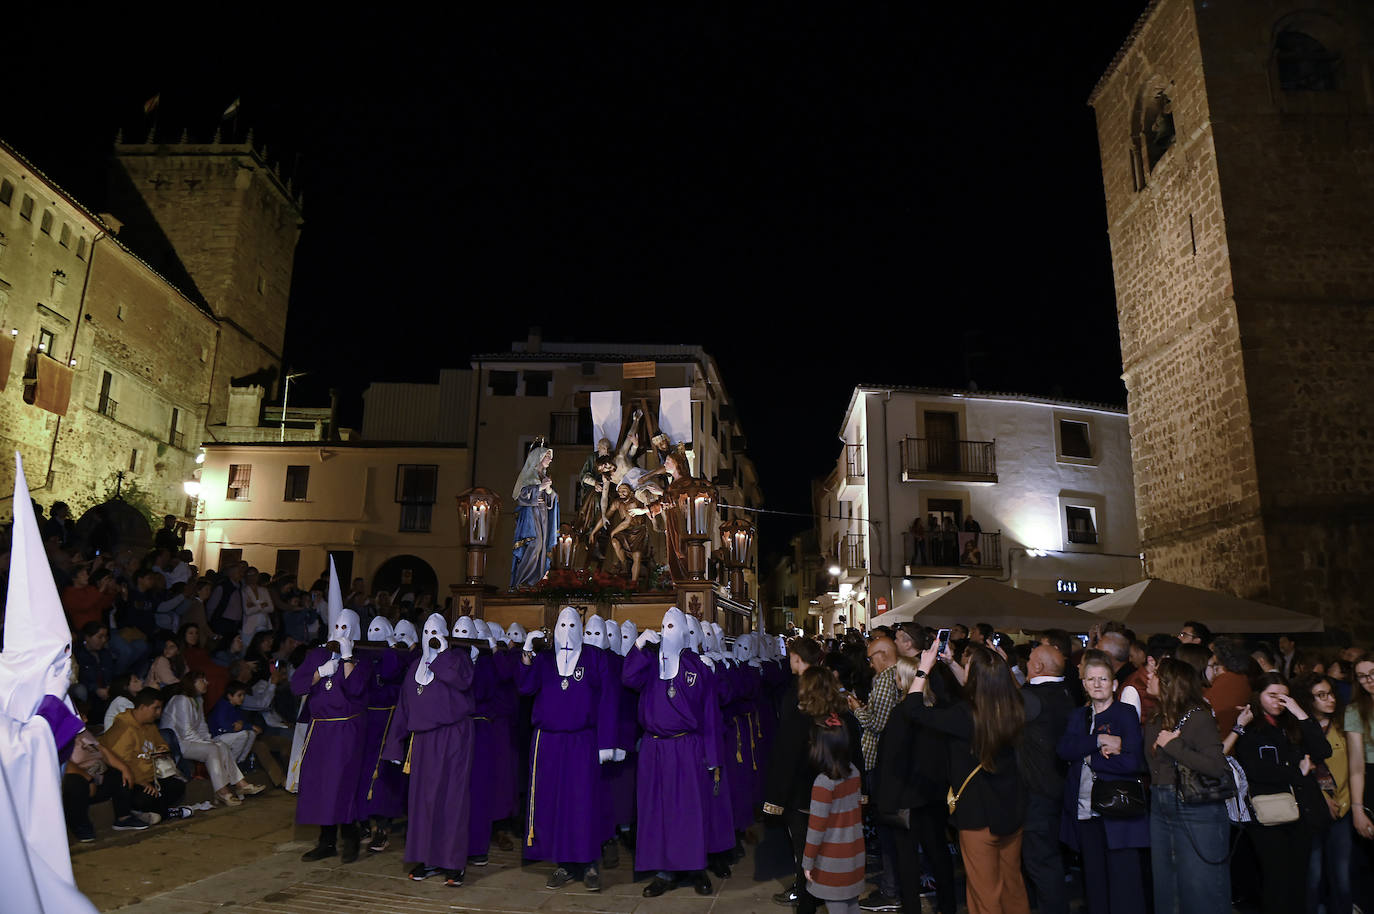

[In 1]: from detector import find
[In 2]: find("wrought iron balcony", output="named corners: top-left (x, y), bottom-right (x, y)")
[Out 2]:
top-left (837, 443), bottom-right (865, 501)
top-left (900, 437), bottom-right (997, 483)
top-left (98, 397), bottom-right (118, 420)
top-left (902, 529), bottom-right (1003, 572)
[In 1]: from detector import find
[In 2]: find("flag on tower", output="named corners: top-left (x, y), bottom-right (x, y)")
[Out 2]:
top-left (221, 97), bottom-right (240, 120)
top-left (143, 93), bottom-right (160, 116)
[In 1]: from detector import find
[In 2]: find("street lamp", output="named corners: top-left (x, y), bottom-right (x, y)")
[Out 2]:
top-left (456, 487), bottom-right (501, 584)
top-left (672, 477), bottom-right (718, 581)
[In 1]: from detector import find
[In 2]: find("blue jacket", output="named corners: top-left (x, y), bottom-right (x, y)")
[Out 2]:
top-left (1057, 699), bottom-right (1150, 850)
top-left (207, 698), bottom-right (247, 737)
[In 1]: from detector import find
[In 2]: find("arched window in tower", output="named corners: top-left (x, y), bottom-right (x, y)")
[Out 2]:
top-left (1142, 91), bottom-right (1175, 172)
top-left (1275, 29), bottom-right (1340, 91)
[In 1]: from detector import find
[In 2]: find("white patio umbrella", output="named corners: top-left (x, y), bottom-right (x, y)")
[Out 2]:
top-left (1077, 578), bottom-right (1323, 635)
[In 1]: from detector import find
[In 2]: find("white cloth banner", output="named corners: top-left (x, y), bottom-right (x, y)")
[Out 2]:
top-left (658, 387), bottom-right (692, 446)
top-left (591, 390), bottom-right (622, 446)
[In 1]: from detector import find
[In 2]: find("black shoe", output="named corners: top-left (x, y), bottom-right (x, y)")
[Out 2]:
top-left (301, 844), bottom-right (337, 862)
top-left (693, 874), bottom-right (713, 896)
top-left (409, 863), bottom-right (440, 881)
top-left (859, 892), bottom-right (901, 912)
top-left (546, 866), bottom-right (575, 889)
top-left (602, 839), bottom-right (620, 869)
top-left (772, 888), bottom-right (800, 906)
top-left (444, 869), bottom-right (464, 887)
top-left (643, 876), bottom-right (674, 897)
top-left (340, 837), bottom-right (360, 864)
top-left (584, 865), bottom-right (601, 892)
top-left (368, 830), bottom-right (390, 853)
top-left (708, 857), bottom-right (732, 879)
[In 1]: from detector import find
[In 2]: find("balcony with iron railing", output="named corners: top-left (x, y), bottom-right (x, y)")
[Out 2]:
top-left (899, 437), bottom-right (997, 483)
top-left (837, 443), bottom-right (866, 501)
top-left (902, 529), bottom-right (1003, 573)
top-left (98, 397), bottom-right (118, 420)
top-left (836, 533), bottom-right (866, 583)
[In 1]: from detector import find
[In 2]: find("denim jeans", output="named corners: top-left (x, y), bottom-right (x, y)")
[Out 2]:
top-left (1149, 786), bottom-right (1231, 914)
top-left (1308, 812), bottom-right (1353, 914)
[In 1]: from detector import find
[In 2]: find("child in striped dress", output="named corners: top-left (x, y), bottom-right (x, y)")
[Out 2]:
top-left (802, 713), bottom-right (866, 914)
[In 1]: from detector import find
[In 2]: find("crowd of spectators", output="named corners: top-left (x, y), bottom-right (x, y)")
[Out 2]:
top-left (770, 619), bottom-right (1374, 914)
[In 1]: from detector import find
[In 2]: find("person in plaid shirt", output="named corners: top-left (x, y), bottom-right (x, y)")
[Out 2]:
top-left (847, 637), bottom-right (900, 911)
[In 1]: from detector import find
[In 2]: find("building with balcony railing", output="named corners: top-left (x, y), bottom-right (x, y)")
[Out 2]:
top-left (811, 386), bottom-right (1143, 634)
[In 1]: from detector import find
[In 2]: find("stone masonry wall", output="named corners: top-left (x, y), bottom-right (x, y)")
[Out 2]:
top-left (1092, 0), bottom-right (1272, 598)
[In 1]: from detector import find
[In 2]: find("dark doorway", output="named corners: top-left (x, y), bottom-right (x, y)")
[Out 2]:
top-left (924, 411), bottom-right (959, 472)
top-left (372, 554), bottom-right (438, 608)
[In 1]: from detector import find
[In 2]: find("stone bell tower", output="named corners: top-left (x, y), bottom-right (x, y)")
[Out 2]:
top-left (106, 127), bottom-right (305, 425)
top-left (1090, 0), bottom-right (1374, 630)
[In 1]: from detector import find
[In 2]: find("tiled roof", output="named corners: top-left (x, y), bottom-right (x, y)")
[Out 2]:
top-left (1087, 0), bottom-right (1165, 105)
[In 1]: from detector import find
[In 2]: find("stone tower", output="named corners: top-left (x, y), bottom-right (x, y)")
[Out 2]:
top-left (106, 132), bottom-right (304, 425)
top-left (1090, 0), bottom-right (1374, 629)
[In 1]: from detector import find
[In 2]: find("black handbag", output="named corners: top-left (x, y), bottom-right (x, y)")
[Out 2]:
top-left (1091, 777), bottom-right (1148, 817)
top-left (1171, 707), bottom-right (1238, 805)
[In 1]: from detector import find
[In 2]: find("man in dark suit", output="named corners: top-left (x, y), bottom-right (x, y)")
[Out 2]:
top-left (1019, 644), bottom-right (1076, 914)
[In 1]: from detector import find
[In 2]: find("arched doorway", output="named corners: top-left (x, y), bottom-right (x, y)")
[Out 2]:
top-left (371, 555), bottom-right (438, 608)
top-left (74, 499), bottom-right (153, 560)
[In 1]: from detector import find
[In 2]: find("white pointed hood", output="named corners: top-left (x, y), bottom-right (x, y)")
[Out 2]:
top-left (507, 622), bottom-right (528, 643)
top-left (472, 619), bottom-right (498, 650)
top-left (708, 622), bottom-right (731, 665)
top-left (393, 619), bottom-right (419, 649)
top-left (452, 616), bottom-right (480, 661)
top-left (326, 555), bottom-right (346, 637)
top-left (583, 614), bottom-right (609, 650)
top-left (0, 453), bottom-right (74, 721)
top-left (416, 612), bottom-right (448, 685)
top-left (367, 616), bottom-right (396, 646)
top-left (553, 606), bottom-right (583, 677)
top-left (683, 614), bottom-right (704, 653)
top-left (659, 608), bottom-right (688, 680)
top-left (618, 621), bottom-right (638, 657)
top-left (603, 620), bottom-right (622, 655)
top-left (731, 633), bottom-right (754, 664)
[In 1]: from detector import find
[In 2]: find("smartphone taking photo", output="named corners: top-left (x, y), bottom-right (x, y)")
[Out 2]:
top-left (936, 628), bottom-right (951, 657)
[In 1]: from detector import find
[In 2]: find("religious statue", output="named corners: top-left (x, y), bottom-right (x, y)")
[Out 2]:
top-left (606, 482), bottom-right (651, 586)
top-left (510, 444), bottom-right (559, 589)
top-left (576, 451), bottom-right (617, 571)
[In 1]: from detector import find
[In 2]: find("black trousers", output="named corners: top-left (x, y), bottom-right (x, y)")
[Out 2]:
top-left (62, 769), bottom-right (132, 829)
top-left (911, 806), bottom-right (957, 914)
top-left (787, 808), bottom-right (822, 914)
top-left (1077, 818), bottom-right (1146, 914)
top-left (129, 776), bottom-right (186, 817)
top-left (1247, 819), bottom-right (1313, 914)
top-left (1021, 792), bottom-right (1068, 914)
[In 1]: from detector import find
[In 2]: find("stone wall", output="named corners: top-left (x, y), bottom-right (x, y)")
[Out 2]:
top-left (1093, 0), bottom-right (1374, 625)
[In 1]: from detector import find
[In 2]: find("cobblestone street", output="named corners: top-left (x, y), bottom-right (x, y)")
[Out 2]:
top-left (75, 791), bottom-right (836, 914)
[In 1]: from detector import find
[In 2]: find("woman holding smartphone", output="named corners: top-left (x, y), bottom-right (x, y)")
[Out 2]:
top-left (1225, 673), bottom-right (1331, 914)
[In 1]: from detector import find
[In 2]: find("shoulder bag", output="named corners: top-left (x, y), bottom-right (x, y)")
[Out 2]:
top-left (1249, 787), bottom-right (1300, 826)
top-left (947, 764), bottom-right (983, 815)
top-left (1172, 706), bottom-right (1238, 805)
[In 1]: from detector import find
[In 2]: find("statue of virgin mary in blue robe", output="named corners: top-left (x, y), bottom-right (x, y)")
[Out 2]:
top-left (510, 445), bottom-right (559, 589)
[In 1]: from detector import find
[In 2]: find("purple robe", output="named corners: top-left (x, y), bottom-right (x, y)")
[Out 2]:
top-left (724, 662), bottom-right (763, 830)
top-left (606, 647), bottom-right (640, 830)
top-left (701, 659), bottom-right (738, 854)
top-left (291, 647), bottom-right (368, 825)
top-left (485, 648), bottom-right (520, 821)
top-left (357, 648), bottom-right (407, 818)
top-left (517, 647), bottom-right (618, 865)
top-left (382, 648), bottom-right (476, 870)
top-left (467, 652), bottom-right (502, 856)
top-left (622, 646), bottom-right (721, 873)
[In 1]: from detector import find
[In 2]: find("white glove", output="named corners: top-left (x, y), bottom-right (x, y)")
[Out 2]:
top-left (701, 656), bottom-right (715, 671)
top-left (598, 749), bottom-right (615, 764)
top-left (336, 637), bottom-right (354, 662)
top-left (612, 749), bottom-right (627, 762)
top-left (636, 630), bottom-right (661, 649)
top-left (470, 646), bottom-right (480, 662)
top-left (524, 631), bottom-right (543, 651)
top-left (316, 658), bottom-right (339, 678)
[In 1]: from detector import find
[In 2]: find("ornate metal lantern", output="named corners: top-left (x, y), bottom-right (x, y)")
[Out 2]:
top-left (720, 515), bottom-right (755, 601)
top-left (456, 487), bottom-right (502, 584)
top-left (672, 477), bottom-right (718, 581)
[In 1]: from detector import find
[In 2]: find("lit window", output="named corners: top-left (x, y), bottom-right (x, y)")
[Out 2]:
top-left (227, 464), bottom-right (253, 500)
top-left (37, 328), bottom-right (55, 356)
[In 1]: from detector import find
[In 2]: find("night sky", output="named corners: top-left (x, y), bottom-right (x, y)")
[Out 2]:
top-left (3, 5), bottom-right (1146, 558)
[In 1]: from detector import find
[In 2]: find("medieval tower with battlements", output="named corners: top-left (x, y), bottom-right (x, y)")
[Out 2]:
top-left (1090, 0), bottom-right (1374, 630)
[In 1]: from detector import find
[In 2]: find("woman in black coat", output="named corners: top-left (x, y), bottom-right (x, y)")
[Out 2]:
top-left (763, 644), bottom-right (863, 914)
top-left (880, 655), bottom-right (956, 914)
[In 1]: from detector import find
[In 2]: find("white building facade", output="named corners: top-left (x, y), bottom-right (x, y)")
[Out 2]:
top-left (815, 387), bottom-right (1143, 632)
